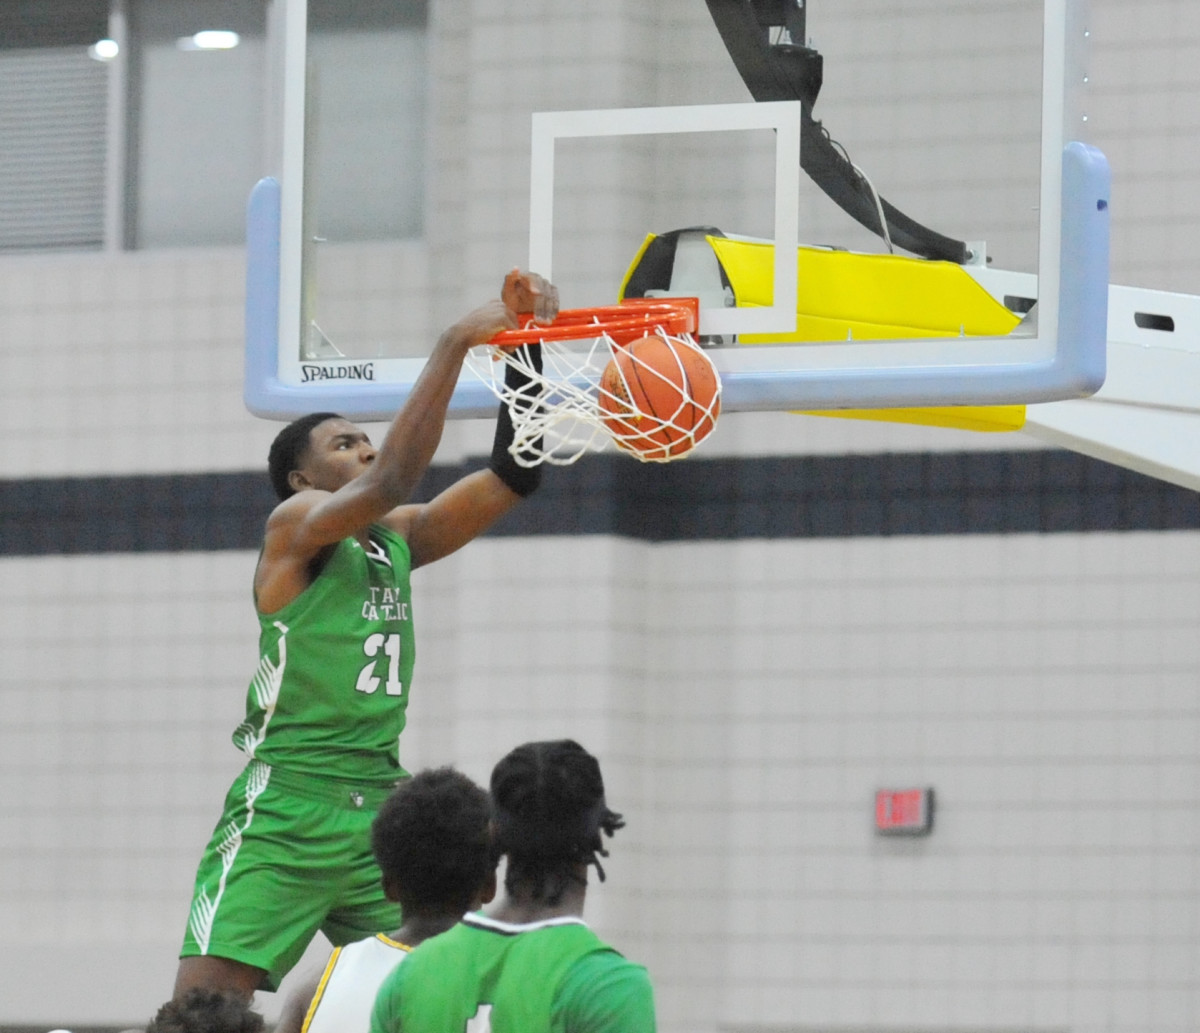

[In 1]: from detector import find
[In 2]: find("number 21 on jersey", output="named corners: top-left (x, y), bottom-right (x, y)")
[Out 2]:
top-left (355, 632), bottom-right (404, 695)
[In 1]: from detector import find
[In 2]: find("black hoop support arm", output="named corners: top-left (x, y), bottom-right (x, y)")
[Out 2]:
top-left (704, 0), bottom-right (970, 264)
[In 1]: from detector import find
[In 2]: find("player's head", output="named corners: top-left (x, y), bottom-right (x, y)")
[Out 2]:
top-left (490, 739), bottom-right (625, 905)
top-left (267, 412), bottom-right (375, 500)
top-left (146, 989), bottom-right (264, 1033)
top-left (371, 766), bottom-right (497, 916)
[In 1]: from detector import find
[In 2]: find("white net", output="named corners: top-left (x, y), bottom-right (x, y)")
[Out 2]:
top-left (466, 327), bottom-right (722, 466)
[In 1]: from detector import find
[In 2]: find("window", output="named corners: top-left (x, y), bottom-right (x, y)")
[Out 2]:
top-left (0, 0), bottom-right (427, 252)
top-left (305, 0), bottom-right (428, 242)
top-left (126, 0), bottom-right (268, 248)
top-left (0, 1), bottom-right (110, 251)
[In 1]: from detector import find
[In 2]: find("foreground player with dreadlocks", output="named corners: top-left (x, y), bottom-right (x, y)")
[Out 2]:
top-left (370, 739), bottom-right (656, 1033)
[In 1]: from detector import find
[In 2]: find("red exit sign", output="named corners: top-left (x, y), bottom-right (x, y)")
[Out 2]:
top-left (875, 788), bottom-right (934, 835)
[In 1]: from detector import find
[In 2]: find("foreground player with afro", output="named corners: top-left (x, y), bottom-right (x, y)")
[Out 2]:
top-left (370, 740), bottom-right (656, 1033)
top-left (275, 767), bottom-right (496, 1033)
top-left (146, 988), bottom-right (264, 1033)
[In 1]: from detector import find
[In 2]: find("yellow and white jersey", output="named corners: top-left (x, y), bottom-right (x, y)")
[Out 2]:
top-left (302, 933), bottom-right (412, 1033)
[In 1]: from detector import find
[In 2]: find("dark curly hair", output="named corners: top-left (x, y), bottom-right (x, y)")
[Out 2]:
top-left (146, 989), bottom-right (264, 1033)
top-left (370, 767), bottom-right (495, 915)
top-left (266, 412), bottom-right (343, 501)
top-left (490, 739), bottom-right (624, 905)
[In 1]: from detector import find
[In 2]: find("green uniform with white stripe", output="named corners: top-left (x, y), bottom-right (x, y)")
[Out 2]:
top-left (370, 915), bottom-right (656, 1033)
top-left (180, 525), bottom-right (416, 990)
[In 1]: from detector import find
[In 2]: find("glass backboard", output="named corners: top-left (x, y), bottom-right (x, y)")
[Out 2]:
top-left (245, 0), bottom-right (1109, 422)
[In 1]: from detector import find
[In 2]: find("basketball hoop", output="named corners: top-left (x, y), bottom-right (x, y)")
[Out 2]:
top-left (488, 298), bottom-right (699, 349)
top-left (466, 298), bottom-right (722, 466)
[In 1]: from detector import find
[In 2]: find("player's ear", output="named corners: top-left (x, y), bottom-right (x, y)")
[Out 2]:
top-left (381, 874), bottom-right (403, 903)
top-left (288, 468), bottom-right (313, 493)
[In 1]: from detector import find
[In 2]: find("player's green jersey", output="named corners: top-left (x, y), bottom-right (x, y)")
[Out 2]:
top-left (370, 914), bottom-right (656, 1033)
top-left (233, 524), bottom-right (415, 784)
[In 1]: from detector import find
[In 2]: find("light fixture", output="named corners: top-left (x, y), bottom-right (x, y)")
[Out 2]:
top-left (176, 30), bottom-right (240, 52)
top-left (88, 38), bottom-right (120, 62)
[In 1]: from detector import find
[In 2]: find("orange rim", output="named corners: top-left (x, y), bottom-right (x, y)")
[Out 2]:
top-left (488, 297), bottom-right (699, 348)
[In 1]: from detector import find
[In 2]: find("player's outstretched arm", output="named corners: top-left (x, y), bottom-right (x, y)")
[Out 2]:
top-left (385, 339), bottom-right (548, 568)
top-left (382, 273), bottom-right (557, 569)
top-left (280, 299), bottom-right (520, 552)
top-left (385, 467), bottom-right (523, 570)
top-left (253, 301), bottom-right (515, 613)
top-left (255, 272), bottom-right (554, 611)
top-left (288, 270), bottom-right (554, 553)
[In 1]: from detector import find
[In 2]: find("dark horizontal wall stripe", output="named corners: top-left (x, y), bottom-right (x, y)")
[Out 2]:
top-left (1, 451), bottom-right (1198, 557)
top-left (548, 450), bottom-right (1200, 542)
top-left (1, 472), bottom-right (278, 556)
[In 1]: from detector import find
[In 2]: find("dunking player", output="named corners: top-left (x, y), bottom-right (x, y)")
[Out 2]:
top-left (370, 740), bottom-right (656, 1033)
top-left (275, 767), bottom-right (496, 1033)
top-left (173, 270), bottom-right (556, 1001)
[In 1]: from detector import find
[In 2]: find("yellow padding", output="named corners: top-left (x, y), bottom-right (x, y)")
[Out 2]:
top-left (618, 234), bottom-right (657, 299)
top-left (805, 406), bottom-right (1026, 432)
top-left (705, 236), bottom-right (1025, 433)
top-left (708, 237), bottom-right (1021, 340)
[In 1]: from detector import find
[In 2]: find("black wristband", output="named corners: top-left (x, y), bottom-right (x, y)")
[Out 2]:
top-left (489, 344), bottom-right (544, 497)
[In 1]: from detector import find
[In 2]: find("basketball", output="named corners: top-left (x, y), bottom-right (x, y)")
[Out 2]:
top-left (598, 334), bottom-right (721, 461)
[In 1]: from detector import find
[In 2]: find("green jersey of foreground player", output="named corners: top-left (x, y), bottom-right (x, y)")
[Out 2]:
top-left (172, 271), bottom-right (557, 1002)
top-left (371, 740), bottom-right (656, 1033)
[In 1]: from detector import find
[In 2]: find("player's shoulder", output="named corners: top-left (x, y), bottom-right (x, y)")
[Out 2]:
top-left (264, 488), bottom-right (332, 533)
top-left (568, 944), bottom-right (651, 981)
top-left (561, 946), bottom-right (653, 1000)
top-left (555, 947), bottom-right (655, 1033)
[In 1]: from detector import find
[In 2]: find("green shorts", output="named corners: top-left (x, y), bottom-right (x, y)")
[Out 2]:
top-left (179, 761), bottom-right (404, 991)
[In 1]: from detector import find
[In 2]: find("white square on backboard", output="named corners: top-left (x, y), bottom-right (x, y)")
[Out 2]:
top-left (528, 101), bottom-right (801, 337)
